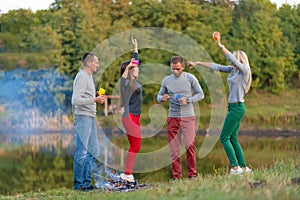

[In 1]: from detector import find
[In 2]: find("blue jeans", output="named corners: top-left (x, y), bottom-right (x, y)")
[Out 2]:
top-left (73, 115), bottom-right (99, 190)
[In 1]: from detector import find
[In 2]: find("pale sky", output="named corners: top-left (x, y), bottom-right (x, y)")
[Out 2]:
top-left (0, 0), bottom-right (55, 14)
top-left (0, 0), bottom-right (299, 14)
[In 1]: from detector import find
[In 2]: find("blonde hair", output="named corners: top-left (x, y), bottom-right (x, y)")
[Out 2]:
top-left (233, 51), bottom-right (252, 94)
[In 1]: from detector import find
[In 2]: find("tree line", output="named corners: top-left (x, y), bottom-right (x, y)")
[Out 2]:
top-left (0, 0), bottom-right (299, 115)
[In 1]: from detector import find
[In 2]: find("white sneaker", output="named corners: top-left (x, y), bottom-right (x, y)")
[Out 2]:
top-left (120, 173), bottom-right (135, 182)
top-left (242, 166), bottom-right (253, 174)
top-left (230, 166), bottom-right (243, 175)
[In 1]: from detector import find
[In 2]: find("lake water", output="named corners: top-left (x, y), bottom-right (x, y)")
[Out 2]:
top-left (0, 131), bottom-right (299, 195)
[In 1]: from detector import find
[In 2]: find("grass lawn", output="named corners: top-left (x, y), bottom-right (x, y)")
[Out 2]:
top-left (3, 158), bottom-right (299, 200)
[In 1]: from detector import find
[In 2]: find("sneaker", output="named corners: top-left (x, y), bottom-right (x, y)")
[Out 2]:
top-left (80, 185), bottom-right (95, 192)
top-left (172, 177), bottom-right (180, 181)
top-left (120, 173), bottom-right (135, 182)
top-left (242, 166), bottom-right (253, 174)
top-left (230, 166), bottom-right (243, 175)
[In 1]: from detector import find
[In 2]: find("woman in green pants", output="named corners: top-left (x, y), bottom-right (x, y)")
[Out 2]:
top-left (187, 31), bottom-right (252, 175)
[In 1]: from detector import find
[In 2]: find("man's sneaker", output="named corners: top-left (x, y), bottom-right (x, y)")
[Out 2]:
top-left (80, 185), bottom-right (95, 192)
top-left (120, 173), bottom-right (135, 182)
top-left (242, 166), bottom-right (253, 174)
top-left (172, 177), bottom-right (180, 181)
top-left (230, 166), bottom-right (243, 175)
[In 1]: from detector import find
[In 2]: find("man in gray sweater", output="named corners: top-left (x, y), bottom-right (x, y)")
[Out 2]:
top-left (157, 56), bottom-right (204, 180)
top-left (71, 52), bottom-right (106, 191)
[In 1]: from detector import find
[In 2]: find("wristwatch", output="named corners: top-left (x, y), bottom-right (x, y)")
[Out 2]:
top-left (186, 98), bottom-right (191, 104)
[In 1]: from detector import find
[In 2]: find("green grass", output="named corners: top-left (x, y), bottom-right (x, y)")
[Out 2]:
top-left (2, 158), bottom-right (299, 200)
top-left (242, 88), bottom-right (300, 130)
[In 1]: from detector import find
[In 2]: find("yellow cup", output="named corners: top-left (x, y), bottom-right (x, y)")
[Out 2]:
top-left (98, 88), bottom-right (106, 96)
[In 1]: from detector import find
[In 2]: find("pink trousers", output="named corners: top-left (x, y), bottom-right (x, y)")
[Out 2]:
top-left (122, 113), bottom-right (141, 175)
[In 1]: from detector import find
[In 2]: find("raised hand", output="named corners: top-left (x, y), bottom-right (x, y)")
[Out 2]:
top-left (131, 36), bottom-right (138, 51)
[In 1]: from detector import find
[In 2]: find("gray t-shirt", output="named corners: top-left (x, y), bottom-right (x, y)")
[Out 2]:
top-left (209, 52), bottom-right (250, 103)
top-left (71, 69), bottom-right (96, 117)
top-left (157, 72), bottom-right (204, 117)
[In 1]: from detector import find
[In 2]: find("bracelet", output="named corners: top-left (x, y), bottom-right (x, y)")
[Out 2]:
top-left (219, 45), bottom-right (225, 49)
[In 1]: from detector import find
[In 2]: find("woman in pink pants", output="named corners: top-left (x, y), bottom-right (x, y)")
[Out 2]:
top-left (119, 37), bottom-right (141, 182)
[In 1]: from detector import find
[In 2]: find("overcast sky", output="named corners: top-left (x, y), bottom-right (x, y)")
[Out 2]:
top-left (0, 0), bottom-right (299, 14)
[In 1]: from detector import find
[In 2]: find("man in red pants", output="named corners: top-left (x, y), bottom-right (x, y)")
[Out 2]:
top-left (157, 56), bottom-right (204, 180)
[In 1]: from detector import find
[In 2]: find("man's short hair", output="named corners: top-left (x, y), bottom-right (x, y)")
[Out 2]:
top-left (82, 52), bottom-right (97, 66)
top-left (170, 56), bottom-right (184, 65)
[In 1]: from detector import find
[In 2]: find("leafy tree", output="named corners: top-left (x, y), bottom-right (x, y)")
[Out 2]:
top-left (276, 4), bottom-right (300, 77)
top-left (47, 0), bottom-right (82, 76)
top-left (0, 9), bottom-right (36, 51)
top-left (230, 0), bottom-right (297, 92)
top-left (0, 0), bottom-right (299, 115)
top-left (0, 9), bottom-right (63, 70)
top-left (25, 25), bottom-right (64, 69)
top-left (185, 3), bottom-right (232, 63)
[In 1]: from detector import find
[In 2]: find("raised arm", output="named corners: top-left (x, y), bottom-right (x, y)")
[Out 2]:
top-left (213, 31), bottom-right (230, 55)
top-left (132, 36), bottom-right (139, 60)
top-left (132, 36), bottom-right (138, 53)
top-left (122, 37), bottom-right (139, 79)
top-left (187, 32), bottom-right (233, 73)
top-left (187, 60), bottom-right (232, 73)
top-left (214, 32), bottom-right (248, 73)
top-left (186, 61), bottom-right (211, 69)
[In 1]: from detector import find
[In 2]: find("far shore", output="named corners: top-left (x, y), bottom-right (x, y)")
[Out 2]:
top-left (0, 127), bottom-right (299, 137)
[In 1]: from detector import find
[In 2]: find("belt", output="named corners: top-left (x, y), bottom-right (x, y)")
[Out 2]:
top-left (229, 102), bottom-right (243, 104)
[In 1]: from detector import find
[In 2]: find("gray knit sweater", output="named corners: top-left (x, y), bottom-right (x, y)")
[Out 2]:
top-left (157, 72), bottom-right (204, 117)
top-left (71, 69), bottom-right (96, 117)
top-left (209, 52), bottom-right (250, 103)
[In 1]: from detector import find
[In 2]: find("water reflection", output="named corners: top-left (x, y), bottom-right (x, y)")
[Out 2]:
top-left (0, 133), bottom-right (74, 153)
top-left (0, 131), bottom-right (128, 195)
top-left (0, 132), bottom-right (75, 195)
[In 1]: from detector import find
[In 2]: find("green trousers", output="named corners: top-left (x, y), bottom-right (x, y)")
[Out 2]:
top-left (220, 102), bottom-right (246, 168)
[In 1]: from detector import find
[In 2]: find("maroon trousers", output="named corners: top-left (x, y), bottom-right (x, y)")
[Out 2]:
top-left (167, 116), bottom-right (196, 179)
top-left (122, 113), bottom-right (141, 175)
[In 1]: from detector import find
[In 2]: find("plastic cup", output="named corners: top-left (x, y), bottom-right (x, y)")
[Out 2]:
top-left (97, 88), bottom-right (105, 96)
top-left (132, 60), bottom-right (139, 65)
top-left (175, 94), bottom-right (183, 101)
